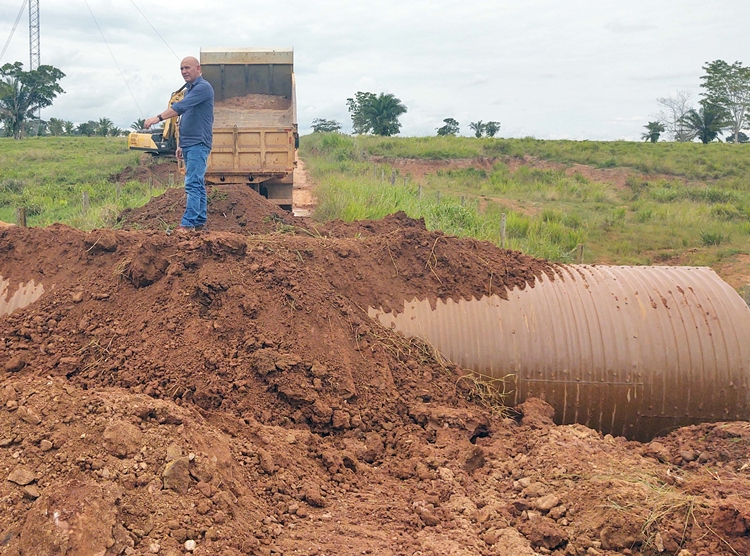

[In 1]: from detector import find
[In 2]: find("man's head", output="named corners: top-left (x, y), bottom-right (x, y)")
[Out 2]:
top-left (180, 56), bottom-right (201, 84)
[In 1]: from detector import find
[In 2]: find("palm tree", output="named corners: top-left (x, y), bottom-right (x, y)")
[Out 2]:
top-left (131, 118), bottom-right (146, 131)
top-left (641, 121), bottom-right (665, 143)
top-left (95, 117), bottom-right (114, 136)
top-left (363, 93), bottom-right (407, 136)
top-left (680, 106), bottom-right (725, 144)
top-left (469, 121), bottom-right (485, 138)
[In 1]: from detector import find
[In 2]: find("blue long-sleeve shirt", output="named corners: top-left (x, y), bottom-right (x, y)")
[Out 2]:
top-left (172, 75), bottom-right (214, 149)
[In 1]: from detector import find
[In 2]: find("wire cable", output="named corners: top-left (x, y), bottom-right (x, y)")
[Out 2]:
top-left (83, 0), bottom-right (144, 117)
top-left (0, 0), bottom-right (29, 65)
top-left (129, 0), bottom-right (180, 61)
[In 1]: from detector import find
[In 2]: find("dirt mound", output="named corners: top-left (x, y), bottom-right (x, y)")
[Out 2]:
top-left (1, 191), bottom-right (749, 555)
top-left (111, 159), bottom-right (179, 188)
top-left (117, 185), bottom-right (297, 234)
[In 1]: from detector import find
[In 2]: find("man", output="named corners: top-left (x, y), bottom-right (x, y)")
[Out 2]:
top-left (144, 56), bottom-right (214, 231)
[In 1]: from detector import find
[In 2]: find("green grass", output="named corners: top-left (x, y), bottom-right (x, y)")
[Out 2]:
top-left (350, 134), bottom-right (750, 182)
top-left (301, 133), bottom-right (750, 267)
top-left (0, 136), bottom-right (168, 229)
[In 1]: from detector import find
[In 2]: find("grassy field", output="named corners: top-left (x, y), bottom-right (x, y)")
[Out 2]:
top-left (0, 136), bottom-right (165, 229)
top-left (301, 133), bottom-right (750, 271)
top-left (2, 135), bottom-right (749, 283)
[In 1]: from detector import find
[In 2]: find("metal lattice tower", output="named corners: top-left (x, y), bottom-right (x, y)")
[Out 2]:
top-left (29, 0), bottom-right (40, 70)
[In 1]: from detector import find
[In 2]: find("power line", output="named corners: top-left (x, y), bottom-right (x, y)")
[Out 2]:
top-left (129, 0), bottom-right (179, 61)
top-left (0, 0), bottom-right (29, 65)
top-left (83, 0), bottom-right (144, 117)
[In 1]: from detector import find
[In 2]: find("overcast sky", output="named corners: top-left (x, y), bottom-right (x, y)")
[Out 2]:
top-left (1, 0), bottom-right (749, 140)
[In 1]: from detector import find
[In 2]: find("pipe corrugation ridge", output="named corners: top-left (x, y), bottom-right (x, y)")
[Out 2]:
top-left (369, 265), bottom-right (750, 441)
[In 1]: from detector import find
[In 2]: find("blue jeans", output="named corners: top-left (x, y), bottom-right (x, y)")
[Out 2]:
top-left (181, 144), bottom-right (210, 227)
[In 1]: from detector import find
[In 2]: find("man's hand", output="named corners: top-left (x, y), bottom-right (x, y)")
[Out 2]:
top-left (176, 147), bottom-right (183, 160)
top-left (143, 116), bottom-right (160, 129)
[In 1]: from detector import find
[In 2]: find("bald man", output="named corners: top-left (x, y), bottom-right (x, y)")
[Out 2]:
top-left (145, 56), bottom-right (214, 231)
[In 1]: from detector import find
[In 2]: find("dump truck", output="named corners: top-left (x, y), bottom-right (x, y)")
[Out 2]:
top-left (128, 47), bottom-right (298, 211)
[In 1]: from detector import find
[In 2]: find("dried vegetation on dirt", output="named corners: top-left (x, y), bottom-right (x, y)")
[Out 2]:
top-left (1, 186), bottom-right (749, 556)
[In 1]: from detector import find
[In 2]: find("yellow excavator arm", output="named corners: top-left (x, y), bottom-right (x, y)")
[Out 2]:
top-left (127, 85), bottom-right (186, 156)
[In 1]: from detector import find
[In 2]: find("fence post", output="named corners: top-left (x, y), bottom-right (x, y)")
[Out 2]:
top-left (436, 191), bottom-right (441, 203)
top-left (148, 176), bottom-right (153, 197)
top-left (82, 192), bottom-right (90, 213)
top-left (461, 196), bottom-right (465, 206)
top-left (390, 170), bottom-right (396, 186)
top-left (418, 185), bottom-right (423, 199)
top-left (576, 244), bottom-right (585, 264)
top-left (501, 213), bottom-right (507, 248)
top-left (116, 182), bottom-right (122, 199)
top-left (169, 172), bottom-right (174, 187)
top-left (381, 168), bottom-right (385, 182)
top-left (15, 207), bottom-right (27, 227)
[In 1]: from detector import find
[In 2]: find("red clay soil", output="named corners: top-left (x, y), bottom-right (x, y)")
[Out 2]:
top-left (1, 188), bottom-right (749, 556)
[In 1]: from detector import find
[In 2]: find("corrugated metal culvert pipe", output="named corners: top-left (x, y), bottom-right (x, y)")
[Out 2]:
top-left (369, 266), bottom-right (750, 442)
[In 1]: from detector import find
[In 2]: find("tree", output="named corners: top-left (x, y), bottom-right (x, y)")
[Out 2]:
top-left (48, 117), bottom-right (66, 136)
top-left (436, 118), bottom-right (460, 136)
top-left (700, 60), bottom-right (750, 144)
top-left (95, 117), bottom-right (114, 136)
top-left (469, 120), bottom-right (500, 138)
top-left (680, 105), bottom-right (725, 144)
top-left (76, 121), bottom-right (96, 136)
top-left (109, 126), bottom-right (124, 137)
top-left (346, 91), bottom-right (407, 136)
top-left (131, 118), bottom-right (145, 131)
top-left (62, 120), bottom-right (75, 135)
top-left (311, 118), bottom-right (342, 133)
top-left (725, 131), bottom-right (749, 143)
top-left (655, 90), bottom-right (694, 142)
top-left (641, 121), bottom-right (665, 143)
top-left (484, 121), bottom-right (501, 138)
top-left (0, 62), bottom-right (65, 139)
top-left (469, 121), bottom-right (485, 138)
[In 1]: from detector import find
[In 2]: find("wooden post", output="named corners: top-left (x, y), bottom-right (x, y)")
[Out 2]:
top-left (418, 185), bottom-right (423, 199)
top-left (404, 177), bottom-right (408, 186)
top-left (390, 170), bottom-right (396, 186)
top-left (15, 207), bottom-right (26, 227)
top-left (82, 192), bottom-right (89, 213)
top-left (576, 244), bottom-right (584, 264)
top-left (169, 172), bottom-right (174, 187)
top-left (116, 183), bottom-right (122, 199)
top-left (148, 176), bottom-right (153, 197)
top-left (501, 213), bottom-right (507, 248)
top-left (461, 196), bottom-right (465, 206)
top-left (381, 168), bottom-right (385, 182)
top-left (436, 191), bottom-right (441, 203)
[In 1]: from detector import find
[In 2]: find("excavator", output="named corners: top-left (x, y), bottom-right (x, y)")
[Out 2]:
top-left (127, 85), bottom-right (185, 156)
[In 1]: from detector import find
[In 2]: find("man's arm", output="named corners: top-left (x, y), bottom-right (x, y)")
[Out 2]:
top-left (144, 107), bottom-right (179, 130)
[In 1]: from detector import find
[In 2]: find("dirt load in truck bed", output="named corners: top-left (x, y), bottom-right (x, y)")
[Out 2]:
top-left (214, 94), bottom-right (294, 128)
top-left (1, 186), bottom-right (749, 556)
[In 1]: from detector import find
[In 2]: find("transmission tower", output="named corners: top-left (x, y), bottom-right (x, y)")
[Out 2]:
top-left (29, 0), bottom-right (40, 70)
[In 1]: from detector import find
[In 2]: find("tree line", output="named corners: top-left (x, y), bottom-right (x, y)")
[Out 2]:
top-left (312, 92), bottom-right (500, 138)
top-left (643, 60), bottom-right (750, 143)
top-left (0, 61), bottom-right (138, 139)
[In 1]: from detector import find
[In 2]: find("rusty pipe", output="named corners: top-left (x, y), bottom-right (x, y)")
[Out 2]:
top-left (369, 266), bottom-right (750, 441)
